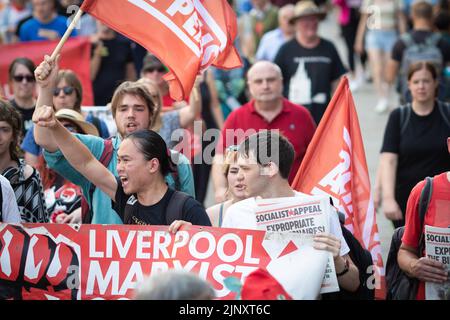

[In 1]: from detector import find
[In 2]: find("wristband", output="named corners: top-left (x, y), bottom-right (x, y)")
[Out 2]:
top-left (336, 258), bottom-right (350, 277)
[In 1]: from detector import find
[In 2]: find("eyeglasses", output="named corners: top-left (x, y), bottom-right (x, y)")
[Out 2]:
top-left (13, 75), bottom-right (35, 83)
top-left (145, 66), bottom-right (167, 73)
top-left (53, 86), bottom-right (75, 96)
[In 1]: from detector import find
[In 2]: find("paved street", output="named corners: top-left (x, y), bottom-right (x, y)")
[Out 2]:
top-left (205, 8), bottom-right (396, 264)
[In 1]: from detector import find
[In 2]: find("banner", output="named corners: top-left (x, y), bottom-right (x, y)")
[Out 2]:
top-left (425, 225), bottom-right (450, 300)
top-left (0, 223), bottom-right (328, 300)
top-left (0, 37), bottom-right (93, 105)
top-left (255, 196), bottom-right (339, 294)
top-left (81, 0), bottom-right (242, 101)
top-left (291, 77), bottom-right (385, 298)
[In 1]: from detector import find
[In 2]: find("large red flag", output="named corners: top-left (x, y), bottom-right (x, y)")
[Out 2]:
top-left (0, 37), bottom-right (93, 105)
top-left (291, 77), bottom-right (386, 299)
top-left (81, 0), bottom-right (242, 101)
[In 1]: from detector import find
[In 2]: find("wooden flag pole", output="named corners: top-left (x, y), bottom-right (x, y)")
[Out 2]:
top-left (50, 8), bottom-right (84, 60)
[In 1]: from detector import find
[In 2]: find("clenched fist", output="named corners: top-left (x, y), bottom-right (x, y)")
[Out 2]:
top-left (35, 54), bottom-right (60, 87)
top-left (33, 105), bottom-right (57, 128)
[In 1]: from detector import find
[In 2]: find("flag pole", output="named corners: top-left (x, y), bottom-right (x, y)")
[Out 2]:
top-left (50, 8), bottom-right (83, 60)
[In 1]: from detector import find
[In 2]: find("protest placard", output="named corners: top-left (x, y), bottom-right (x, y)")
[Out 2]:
top-left (255, 195), bottom-right (339, 293)
top-left (425, 225), bottom-right (450, 300)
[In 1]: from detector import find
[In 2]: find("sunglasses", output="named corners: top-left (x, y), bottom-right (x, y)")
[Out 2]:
top-left (13, 75), bottom-right (35, 83)
top-left (146, 66), bottom-right (167, 73)
top-left (53, 86), bottom-right (75, 96)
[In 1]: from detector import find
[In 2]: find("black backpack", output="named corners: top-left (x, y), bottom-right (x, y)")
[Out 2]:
top-left (322, 212), bottom-right (375, 300)
top-left (385, 177), bottom-right (434, 300)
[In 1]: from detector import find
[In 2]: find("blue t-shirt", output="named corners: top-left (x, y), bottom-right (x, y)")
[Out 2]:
top-left (44, 135), bottom-right (196, 224)
top-left (19, 15), bottom-right (77, 41)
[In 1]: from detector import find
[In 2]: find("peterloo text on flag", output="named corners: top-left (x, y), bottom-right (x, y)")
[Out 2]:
top-left (81, 0), bottom-right (242, 101)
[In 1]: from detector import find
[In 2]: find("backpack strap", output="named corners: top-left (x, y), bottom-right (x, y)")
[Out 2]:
top-left (417, 177), bottom-right (434, 254)
top-left (400, 33), bottom-right (414, 47)
top-left (437, 100), bottom-right (450, 128)
top-left (81, 137), bottom-right (115, 223)
top-left (426, 33), bottom-right (442, 47)
top-left (165, 190), bottom-right (190, 225)
top-left (399, 104), bottom-right (412, 135)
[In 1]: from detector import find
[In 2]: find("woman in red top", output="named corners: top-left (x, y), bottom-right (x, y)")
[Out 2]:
top-left (398, 137), bottom-right (450, 299)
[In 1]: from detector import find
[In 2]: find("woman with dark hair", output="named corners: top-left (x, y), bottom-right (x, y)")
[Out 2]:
top-left (8, 57), bottom-right (36, 136)
top-left (0, 99), bottom-right (48, 222)
top-left (379, 61), bottom-right (450, 228)
top-left (33, 104), bottom-right (211, 228)
top-left (21, 67), bottom-right (110, 166)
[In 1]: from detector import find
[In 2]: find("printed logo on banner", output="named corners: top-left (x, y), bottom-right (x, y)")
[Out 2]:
top-left (0, 224), bottom-right (81, 300)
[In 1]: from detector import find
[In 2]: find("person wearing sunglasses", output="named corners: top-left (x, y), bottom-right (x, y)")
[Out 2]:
top-left (8, 58), bottom-right (36, 137)
top-left (21, 68), bottom-right (110, 166)
top-left (206, 145), bottom-right (247, 227)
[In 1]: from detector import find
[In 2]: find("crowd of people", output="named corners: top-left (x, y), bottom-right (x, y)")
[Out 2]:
top-left (0, 0), bottom-right (449, 300)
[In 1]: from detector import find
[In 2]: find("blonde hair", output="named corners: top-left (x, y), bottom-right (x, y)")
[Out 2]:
top-left (222, 148), bottom-right (238, 177)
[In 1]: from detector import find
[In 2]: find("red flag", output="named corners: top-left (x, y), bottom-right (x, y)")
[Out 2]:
top-left (81, 0), bottom-right (242, 101)
top-left (291, 77), bottom-right (386, 299)
top-left (0, 37), bottom-right (93, 105)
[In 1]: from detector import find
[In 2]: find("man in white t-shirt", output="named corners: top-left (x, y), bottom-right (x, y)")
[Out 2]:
top-left (0, 174), bottom-right (21, 223)
top-left (222, 131), bottom-right (360, 292)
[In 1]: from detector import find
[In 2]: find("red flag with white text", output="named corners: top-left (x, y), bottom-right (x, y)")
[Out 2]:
top-left (291, 77), bottom-right (386, 299)
top-left (81, 0), bottom-right (242, 101)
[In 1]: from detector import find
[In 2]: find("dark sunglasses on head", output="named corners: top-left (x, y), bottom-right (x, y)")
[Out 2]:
top-left (53, 86), bottom-right (75, 96)
top-left (13, 75), bottom-right (35, 83)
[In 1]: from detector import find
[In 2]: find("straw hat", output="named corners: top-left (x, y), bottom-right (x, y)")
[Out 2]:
top-left (290, 0), bottom-right (327, 24)
top-left (55, 108), bottom-right (99, 136)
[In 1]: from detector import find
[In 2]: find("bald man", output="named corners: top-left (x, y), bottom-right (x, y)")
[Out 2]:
top-left (212, 61), bottom-right (316, 202)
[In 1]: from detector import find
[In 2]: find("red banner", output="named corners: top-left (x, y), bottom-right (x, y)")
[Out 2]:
top-left (0, 223), bottom-right (319, 300)
top-left (291, 77), bottom-right (386, 299)
top-left (81, 0), bottom-right (242, 101)
top-left (0, 37), bottom-right (93, 105)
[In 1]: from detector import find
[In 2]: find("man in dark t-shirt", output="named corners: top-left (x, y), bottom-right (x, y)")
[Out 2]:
top-left (113, 180), bottom-right (210, 226)
top-left (274, 1), bottom-right (347, 125)
top-left (387, 1), bottom-right (450, 103)
top-left (91, 21), bottom-right (136, 106)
